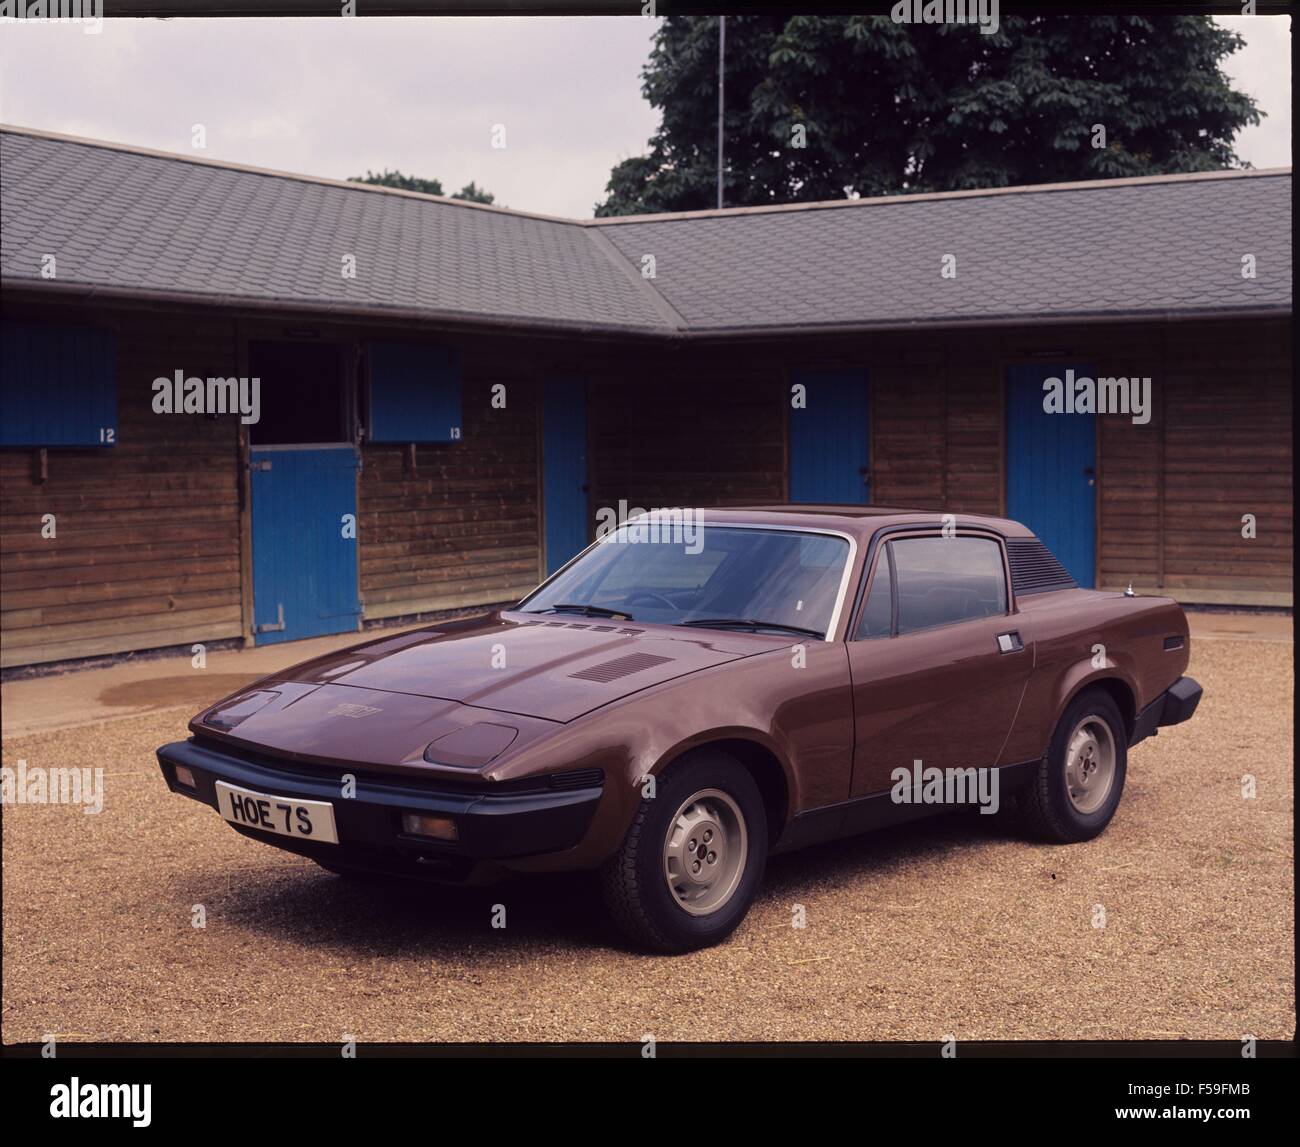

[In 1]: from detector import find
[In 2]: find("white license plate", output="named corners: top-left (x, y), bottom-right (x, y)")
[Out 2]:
top-left (215, 781), bottom-right (339, 845)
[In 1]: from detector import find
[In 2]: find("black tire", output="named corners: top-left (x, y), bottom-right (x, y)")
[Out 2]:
top-left (600, 751), bottom-right (768, 953)
top-left (1020, 687), bottom-right (1128, 843)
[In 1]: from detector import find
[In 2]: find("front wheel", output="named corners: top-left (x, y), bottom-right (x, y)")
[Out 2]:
top-left (600, 752), bottom-right (768, 953)
top-left (1020, 687), bottom-right (1128, 843)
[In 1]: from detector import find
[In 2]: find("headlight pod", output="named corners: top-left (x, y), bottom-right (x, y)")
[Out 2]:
top-left (203, 689), bottom-right (280, 731)
top-left (423, 722), bottom-right (519, 767)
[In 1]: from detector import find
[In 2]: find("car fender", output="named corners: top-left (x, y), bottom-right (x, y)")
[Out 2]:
top-left (647, 724), bottom-right (797, 802)
top-left (498, 645), bottom-right (852, 873)
top-left (1050, 657), bottom-right (1141, 740)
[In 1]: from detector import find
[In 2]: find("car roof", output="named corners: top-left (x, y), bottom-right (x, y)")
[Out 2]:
top-left (679, 504), bottom-right (1036, 541)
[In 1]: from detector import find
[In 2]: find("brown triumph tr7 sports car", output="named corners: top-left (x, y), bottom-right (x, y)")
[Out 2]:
top-left (158, 507), bottom-right (1202, 951)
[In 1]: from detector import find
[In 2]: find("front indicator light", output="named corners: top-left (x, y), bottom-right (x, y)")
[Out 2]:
top-left (174, 765), bottom-right (196, 789)
top-left (401, 812), bottom-right (458, 841)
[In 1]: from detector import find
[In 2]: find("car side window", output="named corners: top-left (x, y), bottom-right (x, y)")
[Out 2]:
top-left (853, 550), bottom-right (893, 639)
top-left (891, 536), bottom-right (1008, 634)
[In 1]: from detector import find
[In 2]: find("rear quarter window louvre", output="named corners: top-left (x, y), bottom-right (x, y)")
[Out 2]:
top-left (1005, 538), bottom-right (1077, 595)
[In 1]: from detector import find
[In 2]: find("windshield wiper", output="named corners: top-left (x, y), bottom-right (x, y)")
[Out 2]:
top-left (524, 603), bottom-right (634, 619)
top-left (681, 618), bottom-right (825, 639)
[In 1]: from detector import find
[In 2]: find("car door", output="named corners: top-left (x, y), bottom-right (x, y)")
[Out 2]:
top-left (846, 531), bottom-right (1033, 798)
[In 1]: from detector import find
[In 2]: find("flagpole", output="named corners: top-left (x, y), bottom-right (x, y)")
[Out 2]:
top-left (717, 15), bottom-right (725, 210)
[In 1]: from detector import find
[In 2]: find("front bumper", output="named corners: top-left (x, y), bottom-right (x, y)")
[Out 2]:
top-left (156, 738), bottom-right (603, 882)
top-left (1131, 675), bottom-right (1204, 747)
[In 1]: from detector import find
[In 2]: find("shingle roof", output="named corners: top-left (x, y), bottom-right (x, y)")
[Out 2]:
top-left (0, 128), bottom-right (667, 334)
top-left (596, 173), bottom-right (1294, 332)
top-left (1, 125), bottom-right (1291, 336)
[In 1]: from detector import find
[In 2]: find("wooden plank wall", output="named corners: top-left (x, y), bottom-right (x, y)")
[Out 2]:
top-left (1094, 327), bottom-right (1164, 591)
top-left (1, 305), bottom-right (1290, 672)
top-left (775, 330), bottom-right (1002, 514)
top-left (1099, 319), bottom-right (1293, 602)
top-left (632, 318), bottom-right (1291, 603)
top-left (357, 342), bottom-right (542, 620)
top-left (587, 346), bottom-right (786, 514)
top-left (869, 316), bottom-right (1292, 603)
top-left (1, 306), bottom-right (244, 668)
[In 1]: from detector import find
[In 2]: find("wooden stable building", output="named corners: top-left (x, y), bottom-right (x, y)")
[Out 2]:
top-left (0, 125), bottom-right (1292, 670)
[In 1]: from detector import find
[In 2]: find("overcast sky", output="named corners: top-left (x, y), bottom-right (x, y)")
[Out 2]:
top-left (0, 15), bottom-right (1289, 219)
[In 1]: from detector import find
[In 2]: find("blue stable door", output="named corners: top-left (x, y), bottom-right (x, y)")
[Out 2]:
top-left (543, 380), bottom-right (589, 576)
top-left (789, 369), bottom-right (870, 503)
top-left (1006, 364), bottom-right (1097, 587)
top-left (250, 445), bottom-right (363, 644)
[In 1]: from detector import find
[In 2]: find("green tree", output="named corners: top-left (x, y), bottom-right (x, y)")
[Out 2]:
top-left (350, 168), bottom-right (495, 204)
top-left (451, 181), bottom-right (495, 205)
top-left (596, 14), bottom-right (1261, 216)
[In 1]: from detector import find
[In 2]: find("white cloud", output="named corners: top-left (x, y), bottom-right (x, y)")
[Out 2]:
top-left (1216, 15), bottom-right (1292, 169)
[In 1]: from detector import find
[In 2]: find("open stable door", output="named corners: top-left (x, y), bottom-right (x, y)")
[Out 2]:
top-left (250, 446), bottom-right (362, 644)
top-left (247, 340), bottom-right (361, 644)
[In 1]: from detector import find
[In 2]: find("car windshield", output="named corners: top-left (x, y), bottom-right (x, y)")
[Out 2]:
top-left (519, 525), bottom-right (850, 638)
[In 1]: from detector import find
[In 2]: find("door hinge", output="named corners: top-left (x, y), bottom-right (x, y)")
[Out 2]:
top-left (255, 603), bottom-right (286, 633)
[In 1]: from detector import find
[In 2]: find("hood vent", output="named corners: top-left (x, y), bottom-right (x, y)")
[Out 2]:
top-left (570, 652), bottom-right (673, 683)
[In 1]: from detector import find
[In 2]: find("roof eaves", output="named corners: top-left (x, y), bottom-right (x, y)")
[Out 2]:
top-left (8, 276), bottom-right (1286, 341)
top-left (677, 303), bottom-right (1294, 340)
top-left (0, 276), bottom-right (673, 338)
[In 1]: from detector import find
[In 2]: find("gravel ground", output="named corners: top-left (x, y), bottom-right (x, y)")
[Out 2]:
top-left (2, 637), bottom-right (1292, 1044)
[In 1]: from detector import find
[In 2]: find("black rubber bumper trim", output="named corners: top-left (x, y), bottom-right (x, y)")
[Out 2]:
top-left (156, 739), bottom-right (601, 863)
top-left (1159, 675), bottom-right (1203, 726)
top-left (1130, 675), bottom-right (1203, 747)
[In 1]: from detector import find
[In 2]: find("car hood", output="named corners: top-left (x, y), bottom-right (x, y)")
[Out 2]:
top-left (224, 611), bottom-right (771, 726)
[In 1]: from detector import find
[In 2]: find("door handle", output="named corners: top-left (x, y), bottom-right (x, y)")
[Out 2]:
top-left (996, 631), bottom-right (1023, 653)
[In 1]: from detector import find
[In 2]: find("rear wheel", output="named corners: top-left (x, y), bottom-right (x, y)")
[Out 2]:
top-left (1020, 688), bottom-right (1128, 843)
top-left (600, 751), bottom-right (768, 952)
